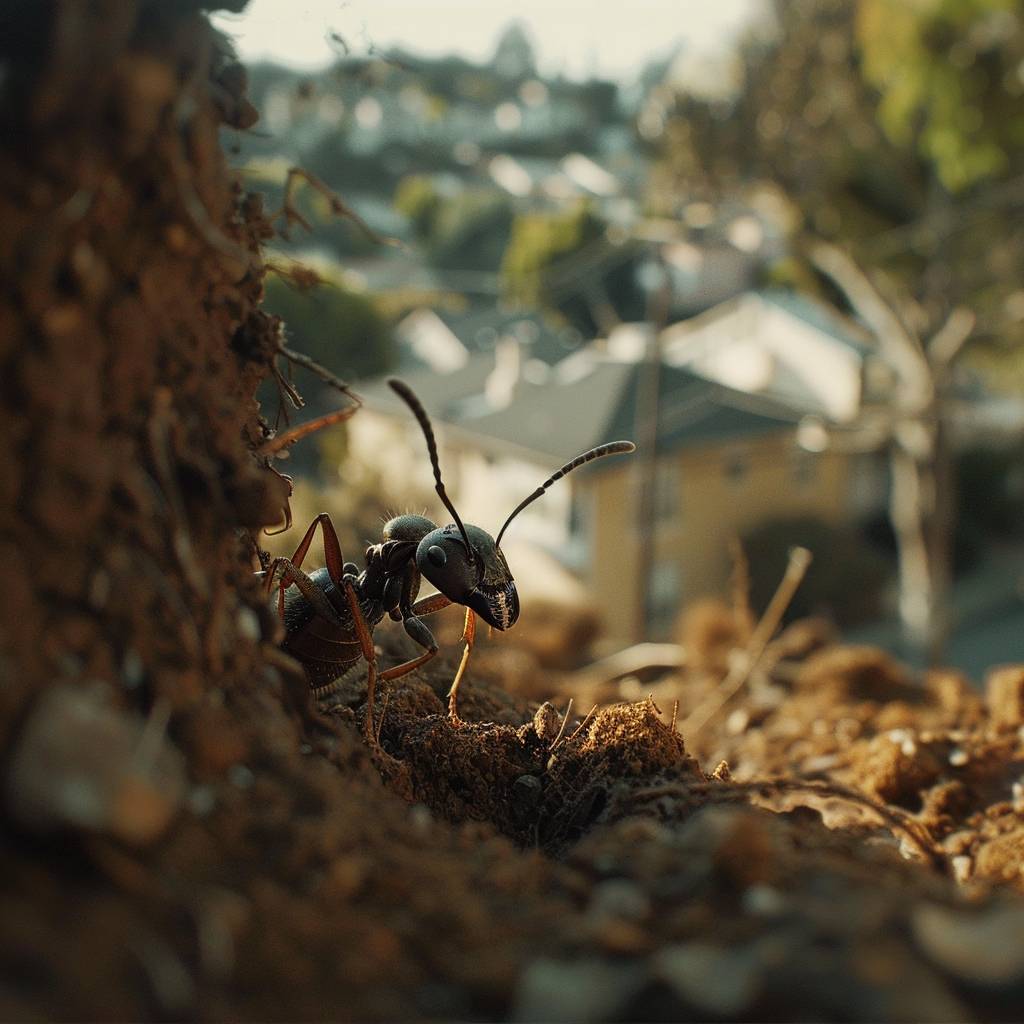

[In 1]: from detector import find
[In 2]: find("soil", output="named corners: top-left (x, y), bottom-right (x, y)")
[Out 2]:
top-left (3, 3), bottom-right (1024, 1021)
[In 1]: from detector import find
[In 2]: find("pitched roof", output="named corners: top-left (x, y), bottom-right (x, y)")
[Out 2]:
top-left (757, 289), bottom-right (871, 353)
top-left (434, 305), bottom-right (583, 365)
top-left (361, 349), bottom-right (799, 464)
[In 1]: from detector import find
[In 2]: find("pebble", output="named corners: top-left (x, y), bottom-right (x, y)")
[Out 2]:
top-left (726, 708), bottom-right (749, 735)
top-left (236, 606), bottom-right (261, 642)
top-left (532, 702), bottom-right (561, 743)
top-left (743, 883), bottom-right (787, 916)
top-left (912, 902), bottom-right (1024, 985)
top-left (948, 748), bottom-right (969, 767)
top-left (951, 855), bottom-right (973, 884)
top-left (1012, 780), bottom-right (1024, 813)
top-left (512, 958), bottom-right (645, 1022)
top-left (587, 879), bottom-right (650, 923)
top-left (654, 942), bottom-right (761, 1016)
top-left (188, 785), bottom-right (217, 817)
top-left (4, 683), bottom-right (185, 846)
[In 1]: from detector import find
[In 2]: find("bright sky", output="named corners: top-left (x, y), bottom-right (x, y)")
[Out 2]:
top-left (212, 0), bottom-right (760, 81)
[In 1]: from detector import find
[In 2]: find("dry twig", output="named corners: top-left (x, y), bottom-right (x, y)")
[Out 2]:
top-left (680, 546), bottom-right (812, 738)
top-left (270, 167), bottom-right (404, 249)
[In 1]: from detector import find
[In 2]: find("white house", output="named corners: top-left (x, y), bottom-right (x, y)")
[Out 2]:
top-left (660, 289), bottom-right (871, 423)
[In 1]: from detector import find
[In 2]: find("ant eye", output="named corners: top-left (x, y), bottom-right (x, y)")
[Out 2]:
top-left (426, 545), bottom-right (447, 568)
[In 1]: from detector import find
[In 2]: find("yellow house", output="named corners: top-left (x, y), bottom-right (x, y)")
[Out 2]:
top-left (357, 347), bottom-right (886, 647)
top-left (582, 432), bottom-right (859, 644)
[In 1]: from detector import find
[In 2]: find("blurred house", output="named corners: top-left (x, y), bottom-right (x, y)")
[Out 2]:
top-left (354, 322), bottom-right (887, 644)
top-left (660, 289), bottom-right (872, 423)
top-left (393, 304), bottom-right (583, 373)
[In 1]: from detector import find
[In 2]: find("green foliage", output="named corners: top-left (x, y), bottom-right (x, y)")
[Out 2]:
top-left (656, 0), bottom-right (1024, 359)
top-left (264, 272), bottom-right (393, 383)
top-left (394, 180), bottom-right (514, 270)
top-left (429, 190), bottom-right (513, 269)
top-left (858, 0), bottom-right (1024, 192)
top-left (394, 174), bottom-right (442, 238)
top-left (501, 201), bottom-right (603, 306)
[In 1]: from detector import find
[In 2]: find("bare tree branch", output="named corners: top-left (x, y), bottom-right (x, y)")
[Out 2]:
top-left (927, 307), bottom-right (976, 370)
top-left (809, 242), bottom-right (932, 405)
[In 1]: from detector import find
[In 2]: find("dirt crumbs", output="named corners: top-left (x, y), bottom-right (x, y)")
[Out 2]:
top-left (4, 2), bottom-right (1024, 1021)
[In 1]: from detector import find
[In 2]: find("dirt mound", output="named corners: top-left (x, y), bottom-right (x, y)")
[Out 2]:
top-left (4, 3), bottom-right (1024, 1021)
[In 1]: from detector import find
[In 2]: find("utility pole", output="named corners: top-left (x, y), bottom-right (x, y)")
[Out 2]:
top-left (633, 256), bottom-right (671, 641)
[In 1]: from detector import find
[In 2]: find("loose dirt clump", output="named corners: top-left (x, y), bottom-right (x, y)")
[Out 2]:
top-left (5, 3), bottom-right (1024, 1021)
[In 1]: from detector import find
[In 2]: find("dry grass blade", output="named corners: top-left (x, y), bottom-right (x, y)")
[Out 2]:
top-left (548, 698), bottom-right (574, 752)
top-left (564, 704), bottom-right (599, 746)
top-left (680, 546), bottom-right (812, 738)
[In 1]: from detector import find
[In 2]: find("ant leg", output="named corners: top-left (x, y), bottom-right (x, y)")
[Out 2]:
top-left (264, 558), bottom-right (343, 627)
top-left (410, 593), bottom-right (451, 617)
top-left (264, 467), bottom-right (294, 537)
top-left (447, 609), bottom-right (476, 726)
top-left (283, 512), bottom-right (346, 580)
top-left (379, 647), bottom-right (438, 682)
top-left (267, 513), bottom-right (347, 617)
top-left (341, 577), bottom-right (383, 749)
top-left (258, 404), bottom-right (360, 456)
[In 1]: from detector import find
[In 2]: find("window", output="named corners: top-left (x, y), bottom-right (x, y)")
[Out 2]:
top-left (647, 561), bottom-right (682, 636)
top-left (723, 448), bottom-right (749, 485)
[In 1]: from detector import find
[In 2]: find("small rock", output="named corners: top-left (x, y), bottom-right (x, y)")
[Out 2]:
top-left (236, 606), bottom-right (261, 642)
top-left (532, 702), bottom-right (561, 743)
top-left (912, 902), bottom-right (1024, 985)
top-left (512, 958), bottom-right (645, 1022)
top-left (587, 879), bottom-right (650, 923)
top-left (743, 883), bottom-right (787, 916)
top-left (4, 684), bottom-right (185, 846)
top-left (951, 856), bottom-right (974, 884)
top-left (654, 942), bottom-right (761, 1016)
top-left (726, 708), bottom-right (749, 735)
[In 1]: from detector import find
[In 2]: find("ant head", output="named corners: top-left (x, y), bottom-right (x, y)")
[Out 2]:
top-left (416, 523), bottom-right (519, 630)
top-left (389, 378), bottom-right (635, 629)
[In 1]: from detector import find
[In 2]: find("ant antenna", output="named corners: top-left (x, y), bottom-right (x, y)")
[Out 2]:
top-left (496, 440), bottom-right (636, 547)
top-left (388, 379), bottom-right (475, 562)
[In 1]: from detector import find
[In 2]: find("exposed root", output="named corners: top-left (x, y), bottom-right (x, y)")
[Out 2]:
top-left (270, 166), bottom-right (404, 249)
top-left (631, 775), bottom-right (947, 873)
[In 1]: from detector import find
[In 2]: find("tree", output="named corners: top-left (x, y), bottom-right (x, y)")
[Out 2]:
top-left (654, 0), bottom-right (1024, 659)
top-left (655, 0), bottom-right (1024, 350)
top-left (803, 243), bottom-right (975, 663)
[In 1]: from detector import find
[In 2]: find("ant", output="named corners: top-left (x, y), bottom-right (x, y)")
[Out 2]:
top-left (262, 379), bottom-right (635, 747)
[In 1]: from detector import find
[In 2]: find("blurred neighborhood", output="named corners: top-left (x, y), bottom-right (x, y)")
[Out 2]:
top-left (233, 12), bottom-right (1024, 674)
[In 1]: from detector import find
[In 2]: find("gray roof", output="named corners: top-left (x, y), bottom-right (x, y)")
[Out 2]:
top-left (435, 305), bottom-right (584, 365)
top-left (361, 350), bottom-right (799, 464)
